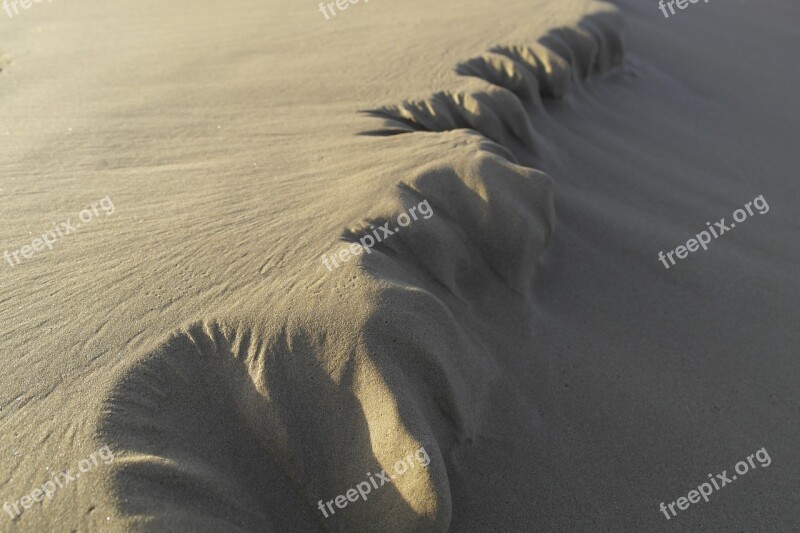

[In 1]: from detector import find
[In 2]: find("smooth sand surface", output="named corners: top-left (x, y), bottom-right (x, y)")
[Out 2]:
top-left (1, 0), bottom-right (799, 530)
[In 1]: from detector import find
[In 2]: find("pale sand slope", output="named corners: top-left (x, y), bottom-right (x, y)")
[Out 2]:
top-left (1, 0), bottom-right (799, 530)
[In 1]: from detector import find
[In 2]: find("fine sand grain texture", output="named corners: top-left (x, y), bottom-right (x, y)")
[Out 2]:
top-left (1, 0), bottom-right (799, 531)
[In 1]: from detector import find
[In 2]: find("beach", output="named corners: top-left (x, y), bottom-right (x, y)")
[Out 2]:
top-left (1, 0), bottom-right (799, 530)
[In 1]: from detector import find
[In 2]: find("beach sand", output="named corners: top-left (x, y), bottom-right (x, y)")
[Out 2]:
top-left (1, 0), bottom-right (799, 530)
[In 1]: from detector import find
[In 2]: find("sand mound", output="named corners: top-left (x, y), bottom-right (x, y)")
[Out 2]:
top-left (97, 4), bottom-right (624, 531)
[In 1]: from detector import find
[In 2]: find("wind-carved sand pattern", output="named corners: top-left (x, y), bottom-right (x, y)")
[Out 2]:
top-left (98, 3), bottom-right (625, 531)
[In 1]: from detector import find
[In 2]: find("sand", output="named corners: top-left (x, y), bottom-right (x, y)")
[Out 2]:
top-left (1, 0), bottom-right (799, 530)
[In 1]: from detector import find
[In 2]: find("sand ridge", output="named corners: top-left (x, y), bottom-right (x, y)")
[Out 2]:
top-left (96, 4), bottom-right (626, 531)
top-left (3, 0), bottom-right (800, 530)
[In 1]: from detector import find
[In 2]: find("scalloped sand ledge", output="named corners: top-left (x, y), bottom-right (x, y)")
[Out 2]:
top-left (97, 5), bottom-right (624, 532)
top-left (4, 0), bottom-right (800, 531)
